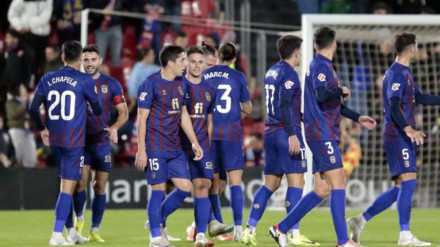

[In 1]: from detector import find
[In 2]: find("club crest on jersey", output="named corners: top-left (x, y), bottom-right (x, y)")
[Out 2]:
top-left (101, 85), bottom-right (108, 93)
top-left (407, 79), bottom-right (411, 86)
top-left (404, 161), bottom-right (410, 168)
top-left (284, 80), bottom-right (294, 89)
top-left (186, 93), bottom-right (190, 99)
top-left (302, 161), bottom-right (307, 168)
top-left (151, 172), bottom-right (156, 179)
top-left (205, 92), bottom-right (211, 101)
top-left (330, 156), bottom-right (336, 164)
top-left (178, 86), bottom-right (184, 96)
top-left (392, 83), bottom-right (401, 91)
top-left (105, 154), bottom-right (111, 163)
top-left (205, 161), bottom-right (213, 169)
top-left (253, 204), bottom-right (260, 209)
top-left (318, 73), bottom-right (326, 82)
top-left (139, 92), bottom-right (148, 101)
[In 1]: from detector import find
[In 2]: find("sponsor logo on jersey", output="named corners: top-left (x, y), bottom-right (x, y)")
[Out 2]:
top-left (318, 73), bottom-right (326, 82)
top-left (285, 201), bottom-right (291, 208)
top-left (162, 90), bottom-right (167, 96)
top-left (105, 154), bottom-right (111, 163)
top-left (392, 83), bottom-right (401, 91)
top-left (284, 80), bottom-right (294, 89)
top-left (205, 161), bottom-right (213, 169)
top-left (253, 203), bottom-right (260, 209)
top-left (178, 86), bottom-right (184, 96)
top-left (205, 92), bottom-right (211, 101)
top-left (186, 93), bottom-right (190, 99)
top-left (330, 156), bottom-right (336, 164)
top-left (404, 161), bottom-right (410, 168)
top-left (302, 161), bottom-right (307, 168)
top-left (101, 85), bottom-right (108, 93)
top-left (139, 92), bottom-right (148, 101)
top-left (151, 172), bottom-right (156, 179)
top-left (407, 79), bottom-right (411, 86)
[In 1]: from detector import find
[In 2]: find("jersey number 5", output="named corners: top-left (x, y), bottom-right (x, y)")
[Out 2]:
top-left (48, 90), bottom-right (76, 121)
top-left (216, 84), bottom-right (231, 113)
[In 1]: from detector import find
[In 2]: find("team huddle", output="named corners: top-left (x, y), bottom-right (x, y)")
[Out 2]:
top-left (30, 26), bottom-right (438, 247)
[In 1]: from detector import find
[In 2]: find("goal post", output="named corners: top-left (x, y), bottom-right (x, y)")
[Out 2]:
top-left (301, 14), bottom-right (440, 207)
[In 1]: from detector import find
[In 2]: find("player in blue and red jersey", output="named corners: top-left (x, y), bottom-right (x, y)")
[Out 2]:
top-left (348, 33), bottom-right (436, 247)
top-left (270, 27), bottom-right (376, 247)
top-left (135, 45), bottom-right (204, 247)
top-left (202, 42), bottom-right (252, 240)
top-left (66, 45), bottom-right (128, 243)
top-left (29, 41), bottom-right (102, 246)
top-left (241, 35), bottom-right (318, 246)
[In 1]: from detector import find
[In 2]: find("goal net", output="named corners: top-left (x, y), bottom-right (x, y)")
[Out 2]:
top-left (302, 15), bottom-right (440, 208)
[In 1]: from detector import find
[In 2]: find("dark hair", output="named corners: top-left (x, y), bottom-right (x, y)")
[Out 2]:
top-left (176, 31), bottom-right (187, 38)
top-left (82, 44), bottom-right (100, 55)
top-left (201, 41), bottom-right (217, 57)
top-left (394, 33), bottom-right (416, 54)
top-left (47, 44), bottom-right (61, 53)
top-left (314, 26), bottom-right (336, 50)
top-left (372, 1), bottom-right (391, 13)
top-left (62, 40), bottom-right (83, 63)
top-left (250, 132), bottom-right (263, 141)
top-left (137, 47), bottom-right (152, 60)
top-left (277, 35), bottom-right (302, 60)
top-left (186, 46), bottom-right (204, 57)
top-left (6, 29), bottom-right (20, 39)
top-left (218, 42), bottom-right (237, 62)
top-left (159, 45), bottom-right (185, 67)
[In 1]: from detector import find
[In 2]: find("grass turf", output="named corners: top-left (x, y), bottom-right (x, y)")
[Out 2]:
top-left (0, 208), bottom-right (438, 247)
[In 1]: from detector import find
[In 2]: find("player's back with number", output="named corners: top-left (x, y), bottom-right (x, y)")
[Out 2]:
top-left (35, 66), bottom-right (97, 147)
top-left (203, 64), bottom-right (250, 141)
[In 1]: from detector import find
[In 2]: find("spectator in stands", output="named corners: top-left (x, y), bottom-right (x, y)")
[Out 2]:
top-left (5, 84), bottom-right (36, 168)
top-left (0, 1), bottom-right (12, 35)
top-left (244, 132), bottom-right (265, 168)
top-left (43, 45), bottom-right (63, 74)
top-left (174, 31), bottom-right (188, 49)
top-left (320, 0), bottom-right (355, 13)
top-left (0, 113), bottom-right (14, 168)
top-left (137, 0), bottom-right (164, 51)
top-left (205, 32), bottom-right (220, 48)
top-left (53, 0), bottom-right (85, 45)
top-left (371, 1), bottom-right (392, 14)
top-left (89, 0), bottom-right (130, 67)
top-left (7, 0), bottom-right (52, 79)
top-left (392, 0), bottom-right (425, 14)
top-left (0, 29), bottom-right (32, 111)
top-left (127, 47), bottom-right (159, 114)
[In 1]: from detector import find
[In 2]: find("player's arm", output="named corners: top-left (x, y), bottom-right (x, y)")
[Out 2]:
top-left (240, 73), bottom-right (252, 117)
top-left (29, 94), bottom-right (50, 146)
top-left (135, 108), bottom-right (149, 171)
top-left (241, 101), bottom-right (252, 116)
top-left (181, 105), bottom-right (203, 161)
top-left (207, 113), bottom-right (213, 142)
top-left (105, 102), bottom-right (128, 144)
top-left (279, 89), bottom-right (300, 155)
top-left (389, 97), bottom-right (425, 145)
top-left (313, 64), bottom-right (349, 102)
top-left (415, 87), bottom-right (440, 105)
top-left (341, 104), bottom-right (376, 130)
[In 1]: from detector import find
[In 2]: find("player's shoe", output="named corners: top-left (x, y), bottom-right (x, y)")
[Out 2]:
top-left (234, 226), bottom-right (243, 242)
top-left (347, 216), bottom-right (364, 244)
top-left (194, 233), bottom-right (215, 247)
top-left (149, 236), bottom-right (170, 247)
top-left (208, 220), bottom-right (233, 237)
top-left (240, 230), bottom-right (257, 246)
top-left (398, 233), bottom-right (431, 246)
top-left (74, 220), bottom-right (84, 235)
top-left (88, 231), bottom-right (105, 243)
top-left (215, 233), bottom-right (234, 241)
top-left (288, 234), bottom-right (320, 246)
top-left (269, 224), bottom-right (288, 247)
top-left (186, 225), bottom-right (196, 241)
top-left (145, 220), bottom-right (181, 242)
top-left (335, 240), bottom-right (361, 247)
top-left (66, 229), bottom-right (88, 244)
top-left (49, 234), bottom-right (74, 246)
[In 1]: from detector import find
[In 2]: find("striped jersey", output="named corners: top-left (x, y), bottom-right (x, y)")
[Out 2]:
top-left (304, 54), bottom-right (341, 142)
top-left (383, 62), bottom-right (419, 142)
top-left (34, 66), bottom-right (98, 147)
top-left (264, 61), bottom-right (302, 140)
top-left (86, 73), bottom-right (125, 145)
top-left (137, 71), bottom-right (186, 151)
top-left (202, 65), bottom-right (251, 141)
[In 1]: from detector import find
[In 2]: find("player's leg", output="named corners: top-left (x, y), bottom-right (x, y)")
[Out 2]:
top-left (72, 164), bottom-right (90, 234)
top-left (193, 176), bottom-right (214, 246)
top-left (88, 170), bottom-right (109, 242)
top-left (226, 168), bottom-right (244, 240)
top-left (209, 140), bottom-right (225, 224)
top-left (285, 173), bottom-right (304, 237)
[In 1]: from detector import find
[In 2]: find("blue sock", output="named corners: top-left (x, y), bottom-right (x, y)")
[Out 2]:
top-left (91, 194), bottom-right (106, 228)
top-left (363, 186), bottom-right (399, 221)
top-left (208, 210), bottom-right (215, 223)
top-left (279, 191), bottom-right (323, 233)
top-left (161, 188), bottom-right (190, 227)
top-left (195, 197), bottom-right (210, 234)
top-left (230, 185), bottom-right (244, 226)
top-left (53, 192), bottom-right (73, 233)
top-left (209, 194), bottom-right (223, 223)
top-left (148, 190), bottom-right (165, 238)
top-left (248, 185), bottom-right (273, 227)
top-left (285, 187), bottom-right (303, 230)
top-left (330, 189), bottom-right (349, 245)
top-left (73, 190), bottom-right (87, 217)
top-left (65, 204), bottom-right (74, 228)
top-left (398, 180), bottom-right (417, 231)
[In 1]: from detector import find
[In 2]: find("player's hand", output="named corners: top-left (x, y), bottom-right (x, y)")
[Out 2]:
top-left (341, 86), bottom-right (350, 100)
top-left (104, 127), bottom-right (118, 144)
top-left (41, 128), bottom-right (50, 146)
top-left (288, 135), bottom-right (301, 155)
top-left (191, 142), bottom-right (204, 161)
top-left (404, 126), bottom-right (426, 145)
top-left (358, 116), bottom-right (377, 130)
top-left (135, 150), bottom-right (147, 171)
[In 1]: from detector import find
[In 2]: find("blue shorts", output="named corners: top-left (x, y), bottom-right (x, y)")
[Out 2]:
top-left (145, 150), bottom-right (190, 185)
top-left (211, 140), bottom-right (244, 181)
top-left (384, 140), bottom-right (417, 179)
top-left (264, 130), bottom-right (307, 175)
top-left (84, 143), bottom-right (111, 172)
top-left (184, 149), bottom-right (214, 180)
top-left (308, 141), bottom-right (343, 173)
top-left (51, 147), bottom-right (84, 180)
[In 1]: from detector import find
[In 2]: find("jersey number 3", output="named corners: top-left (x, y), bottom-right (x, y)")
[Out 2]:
top-left (48, 90), bottom-right (76, 121)
top-left (216, 84), bottom-right (231, 113)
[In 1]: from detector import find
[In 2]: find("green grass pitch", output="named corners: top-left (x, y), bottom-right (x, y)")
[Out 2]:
top-left (1, 208), bottom-right (438, 247)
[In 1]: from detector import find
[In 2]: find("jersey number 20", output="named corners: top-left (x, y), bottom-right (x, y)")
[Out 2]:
top-left (48, 90), bottom-right (76, 121)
